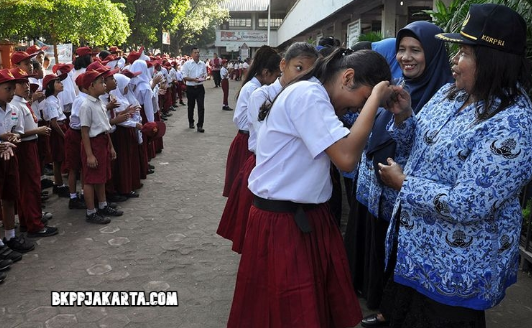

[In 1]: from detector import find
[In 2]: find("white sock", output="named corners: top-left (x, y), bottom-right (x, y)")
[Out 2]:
top-left (87, 208), bottom-right (97, 215)
top-left (70, 193), bottom-right (78, 199)
top-left (99, 202), bottom-right (107, 209)
top-left (4, 229), bottom-right (15, 241)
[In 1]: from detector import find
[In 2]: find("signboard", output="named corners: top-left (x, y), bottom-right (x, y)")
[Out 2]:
top-left (347, 19), bottom-right (361, 49)
top-left (36, 40), bottom-right (72, 65)
top-left (239, 43), bottom-right (249, 60)
top-left (220, 31), bottom-right (267, 43)
top-left (162, 31), bottom-right (171, 45)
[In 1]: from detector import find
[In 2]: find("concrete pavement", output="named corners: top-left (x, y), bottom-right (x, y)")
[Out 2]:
top-left (0, 78), bottom-right (531, 328)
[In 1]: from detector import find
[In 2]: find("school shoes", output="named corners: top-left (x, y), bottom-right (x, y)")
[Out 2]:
top-left (107, 193), bottom-right (128, 203)
top-left (123, 191), bottom-right (140, 198)
top-left (69, 197), bottom-right (87, 209)
top-left (0, 259), bottom-right (12, 271)
top-left (41, 178), bottom-right (54, 190)
top-left (197, 126), bottom-right (205, 133)
top-left (361, 314), bottom-right (389, 327)
top-left (222, 106), bottom-right (233, 111)
top-left (53, 185), bottom-right (70, 198)
top-left (86, 213), bottom-right (111, 225)
top-left (189, 123), bottom-right (195, 129)
top-left (3, 236), bottom-right (35, 253)
top-left (98, 206), bottom-right (123, 217)
top-left (180, 101), bottom-right (186, 106)
top-left (0, 245), bottom-right (22, 262)
top-left (0, 271), bottom-right (6, 283)
top-left (27, 226), bottom-right (59, 238)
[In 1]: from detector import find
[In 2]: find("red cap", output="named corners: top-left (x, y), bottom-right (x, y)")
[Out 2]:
top-left (9, 67), bottom-right (37, 80)
top-left (52, 63), bottom-right (74, 74)
top-left (126, 46), bottom-right (144, 64)
top-left (75, 73), bottom-right (86, 89)
top-left (121, 69), bottom-right (142, 78)
top-left (141, 121), bottom-right (166, 140)
top-left (82, 69), bottom-right (106, 90)
top-left (76, 46), bottom-right (93, 57)
top-left (0, 69), bottom-right (25, 84)
top-left (26, 45), bottom-right (48, 55)
top-left (109, 46), bottom-right (122, 54)
top-left (100, 67), bottom-right (119, 79)
top-left (30, 83), bottom-right (40, 93)
top-left (42, 73), bottom-right (67, 90)
top-left (11, 51), bottom-right (38, 65)
top-left (86, 61), bottom-right (107, 72)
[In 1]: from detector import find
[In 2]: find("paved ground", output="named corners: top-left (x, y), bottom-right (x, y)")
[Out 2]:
top-left (1, 79), bottom-right (531, 328)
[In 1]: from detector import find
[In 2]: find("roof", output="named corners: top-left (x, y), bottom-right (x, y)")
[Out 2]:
top-left (221, 0), bottom-right (270, 12)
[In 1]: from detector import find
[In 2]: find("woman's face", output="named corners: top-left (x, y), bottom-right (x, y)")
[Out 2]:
top-left (396, 36), bottom-right (426, 79)
top-left (451, 45), bottom-right (476, 94)
top-left (54, 80), bottom-right (63, 93)
top-left (280, 56), bottom-right (317, 86)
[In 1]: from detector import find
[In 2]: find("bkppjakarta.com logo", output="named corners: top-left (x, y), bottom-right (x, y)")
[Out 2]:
top-left (51, 291), bottom-right (179, 306)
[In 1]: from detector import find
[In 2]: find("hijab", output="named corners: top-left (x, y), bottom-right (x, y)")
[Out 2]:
top-left (372, 38), bottom-right (402, 79)
top-left (396, 21), bottom-right (453, 113)
top-left (366, 21), bottom-right (453, 180)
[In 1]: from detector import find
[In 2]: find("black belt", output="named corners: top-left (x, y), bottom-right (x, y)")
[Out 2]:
top-left (238, 130), bottom-right (249, 135)
top-left (253, 196), bottom-right (317, 233)
top-left (187, 85), bottom-right (204, 89)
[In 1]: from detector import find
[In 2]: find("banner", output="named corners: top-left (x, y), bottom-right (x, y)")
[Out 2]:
top-left (36, 40), bottom-right (73, 65)
top-left (220, 31), bottom-right (267, 43)
top-left (162, 31), bottom-right (171, 45)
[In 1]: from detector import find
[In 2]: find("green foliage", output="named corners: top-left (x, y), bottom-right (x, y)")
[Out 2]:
top-left (357, 32), bottom-right (383, 42)
top-left (0, 0), bottom-right (129, 46)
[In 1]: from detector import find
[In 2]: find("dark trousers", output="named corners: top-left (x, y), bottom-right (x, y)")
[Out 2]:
top-left (221, 79), bottom-right (229, 106)
top-left (212, 70), bottom-right (221, 87)
top-left (187, 85), bottom-right (205, 127)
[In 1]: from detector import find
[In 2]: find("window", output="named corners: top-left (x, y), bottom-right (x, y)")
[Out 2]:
top-left (228, 18), bottom-right (251, 28)
top-left (258, 18), bottom-right (283, 28)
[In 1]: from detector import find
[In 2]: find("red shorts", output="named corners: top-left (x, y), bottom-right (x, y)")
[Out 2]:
top-left (50, 122), bottom-right (68, 162)
top-left (0, 155), bottom-right (20, 201)
top-left (81, 134), bottom-right (111, 185)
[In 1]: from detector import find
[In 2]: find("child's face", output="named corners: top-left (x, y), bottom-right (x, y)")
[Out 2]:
top-left (332, 81), bottom-right (373, 117)
top-left (0, 82), bottom-right (16, 104)
top-left (15, 81), bottom-right (30, 98)
top-left (105, 76), bottom-right (116, 91)
top-left (262, 69), bottom-right (281, 85)
top-left (91, 76), bottom-right (107, 96)
top-left (280, 56), bottom-right (317, 86)
top-left (17, 59), bottom-right (34, 75)
top-left (54, 80), bottom-right (64, 94)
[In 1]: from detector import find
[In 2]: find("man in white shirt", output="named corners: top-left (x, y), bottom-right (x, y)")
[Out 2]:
top-left (181, 47), bottom-right (207, 133)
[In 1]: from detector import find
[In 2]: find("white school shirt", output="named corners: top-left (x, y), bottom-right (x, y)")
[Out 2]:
top-left (220, 67), bottom-right (229, 79)
top-left (233, 77), bottom-right (261, 130)
top-left (0, 102), bottom-right (24, 136)
top-left (79, 95), bottom-right (112, 137)
top-left (246, 78), bottom-right (282, 153)
top-left (10, 95), bottom-right (36, 141)
top-left (43, 95), bottom-right (67, 121)
top-left (175, 70), bottom-right (183, 82)
top-left (29, 77), bottom-right (43, 121)
top-left (248, 77), bottom-right (349, 204)
top-left (70, 92), bottom-right (87, 130)
top-left (57, 70), bottom-right (76, 109)
top-left (181, 59), bottom-right (207, 86)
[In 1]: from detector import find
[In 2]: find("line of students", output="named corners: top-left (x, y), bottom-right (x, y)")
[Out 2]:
top-left (0, 46), bottom-right (179, 284)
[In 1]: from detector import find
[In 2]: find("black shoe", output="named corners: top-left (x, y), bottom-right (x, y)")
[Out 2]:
top-left (170, 107), bottom-right (177, 111)
top-left (86, 212), bottom-right (111, 224)
top-left (42, 166), bottom-right (54, 176)
top-left (123, 191), bottom-right (140, 198)
top-left (0, 271), bottom-right (6, 283)
top-left (197, 126), bottom-right (205, 133)
top-left (107, 194), bottom-right (128, 202)
top-left (53, 185), bottom-right (70, 198)
top-left (147, 169), bottom-right (155, 174)
top-left (0, 245), bottom-right (22, 263)
top-left (3, 236), bottom-right (35, 253)
top-left (41, 178), bottom-right (54, 190)
top-left (98, 206), bottom-right (123, 217)
top-left (27, 226), bottom-right (59, 238)
top-left (148, 164), bottom-right (155, 170)
top-left (0, 259), bottom-right (12, 271)
top-left (42, 211), bottom-right (53, 222)
top-left (361, 314), bottom-right (389, 327)
top-left (180, 101), bottom-right (186, 106)
top-left (222, 106), bottom-right (233, 111)
top-left (161, 116), bottom-right (168, 121)
top-left (69, 197), bottom-right (87, 209)
top-left (163, 112), bottom-right (172, 117)
top-left (189, 123), bottom-right (195, 129)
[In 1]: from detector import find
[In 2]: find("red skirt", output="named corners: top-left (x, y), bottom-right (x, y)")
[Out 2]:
top-left (217, 154), bottom-right (255, 253)
top-left (112, 126), bottom-right (141, 194)
top-left (63, 128), bottom-right (82, 171)
top-left (81, 134), bottom-right (111, 185)
top-left (223, 131), bottom-right (252, 197)
top-left (228, 203), bottom-right (362, 328)
top-left (37, 121), bottom-right (52, 167)
top-left (50, 123), bottom-right (68, 162)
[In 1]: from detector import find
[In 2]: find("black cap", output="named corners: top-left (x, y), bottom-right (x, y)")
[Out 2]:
top-left (435, 4), bottom-right (526, 56)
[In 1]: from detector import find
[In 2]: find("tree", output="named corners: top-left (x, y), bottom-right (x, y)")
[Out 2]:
top-left (0, 0), bottom-right (130, 48)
